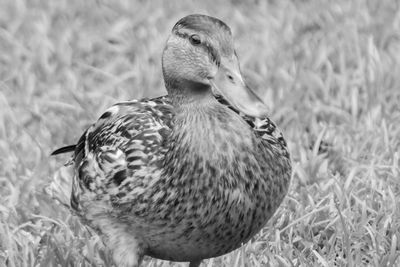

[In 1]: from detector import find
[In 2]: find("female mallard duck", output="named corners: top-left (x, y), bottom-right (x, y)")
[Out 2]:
top-left (51, 14), bottom-right (291, 267)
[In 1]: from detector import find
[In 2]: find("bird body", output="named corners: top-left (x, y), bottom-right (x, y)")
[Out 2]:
top-left (51, 14), bottom-right (291, 267)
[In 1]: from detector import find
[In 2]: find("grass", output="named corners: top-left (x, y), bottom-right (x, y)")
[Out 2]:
top-left (1, 0), bottom-right (400, 266)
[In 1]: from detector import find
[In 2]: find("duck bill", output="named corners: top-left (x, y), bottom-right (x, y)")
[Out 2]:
top-left (210, 57), bottom-right (269, 118)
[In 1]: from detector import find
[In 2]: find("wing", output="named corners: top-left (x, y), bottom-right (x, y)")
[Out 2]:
top-left (70, 96), bottom-right (173, 212)
top-left (214, 94), bottom-right (289, 158)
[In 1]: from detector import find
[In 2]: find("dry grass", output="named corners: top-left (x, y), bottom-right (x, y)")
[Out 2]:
top-left (1, 0), bottom-right (400, 266)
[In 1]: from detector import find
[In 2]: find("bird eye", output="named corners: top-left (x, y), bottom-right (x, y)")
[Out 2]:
top-left (189, 34), bottom-right (201, 45)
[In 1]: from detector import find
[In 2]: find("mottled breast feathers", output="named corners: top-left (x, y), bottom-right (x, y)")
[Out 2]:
top-left (70, 95), bottom-right (289, 213)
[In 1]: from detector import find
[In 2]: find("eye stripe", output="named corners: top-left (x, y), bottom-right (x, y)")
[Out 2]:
top-left (174, 30), bottom-right (189, 39)
top-left (205, 42), bottom-right (220, 66)
top-left (174, 31), bottom-right (220, 65)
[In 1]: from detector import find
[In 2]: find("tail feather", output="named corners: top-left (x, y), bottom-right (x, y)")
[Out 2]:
top-left (51, 145), bottom-right (76, 156)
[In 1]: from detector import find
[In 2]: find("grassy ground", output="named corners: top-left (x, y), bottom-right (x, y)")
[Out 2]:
top-left (1, 0), bottom-right (400, 266)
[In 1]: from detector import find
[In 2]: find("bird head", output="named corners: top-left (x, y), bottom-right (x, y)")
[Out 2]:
top-left (162, 14), bottom-right (268, 118)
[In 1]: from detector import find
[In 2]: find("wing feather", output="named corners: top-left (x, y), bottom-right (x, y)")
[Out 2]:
top-left (214, 94), bottom-right (288, 155)
top-left (71, 97), bottom-right (173, 212)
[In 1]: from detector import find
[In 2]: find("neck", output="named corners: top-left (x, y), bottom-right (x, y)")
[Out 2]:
top-left (171, 94), bottom-right (253, 158)
top-left (165, 78), bottom-right (215, 106)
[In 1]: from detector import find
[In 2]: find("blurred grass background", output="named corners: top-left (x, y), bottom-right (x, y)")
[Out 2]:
top-left (1, 0), bottom-right (400, 266)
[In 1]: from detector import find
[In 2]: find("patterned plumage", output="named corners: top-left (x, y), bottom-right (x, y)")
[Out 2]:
top-left (51, 14), bottom-right (291, 267)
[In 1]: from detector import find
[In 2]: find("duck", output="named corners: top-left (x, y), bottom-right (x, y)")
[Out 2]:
top-left (50, 14), bottom-right (292, 267)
